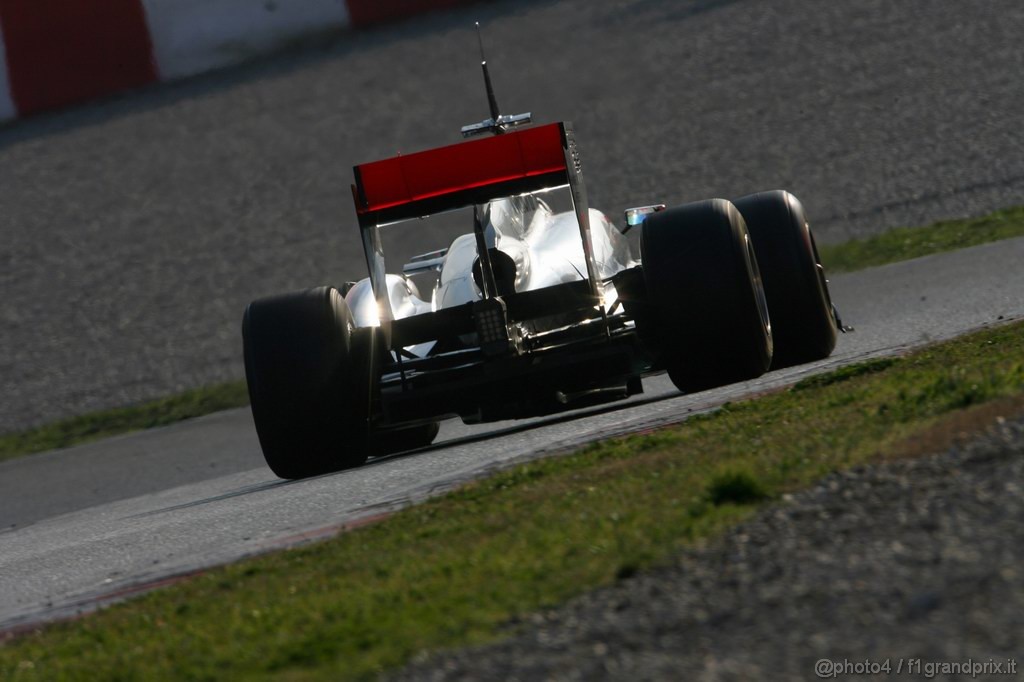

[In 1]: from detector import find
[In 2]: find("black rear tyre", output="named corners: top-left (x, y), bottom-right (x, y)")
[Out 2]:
top-left (733, 190), bottom-right (837, 368)
top-left (640, 199), bottom-right (773, 392)
top-left (242, 287), bottom-right (373, 479)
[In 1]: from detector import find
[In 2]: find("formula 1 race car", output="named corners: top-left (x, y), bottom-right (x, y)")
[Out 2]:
top-left (243, 49), bottom-right (839, 479)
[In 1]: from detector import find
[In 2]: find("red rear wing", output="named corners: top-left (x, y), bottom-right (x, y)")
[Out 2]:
top-left (352, 122), bottom-right (570, 227)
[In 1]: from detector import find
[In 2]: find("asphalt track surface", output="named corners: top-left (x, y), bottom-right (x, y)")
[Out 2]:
top-left (1, 238), bottom-right (1023, 631)
top-left (2, 0), bottom-right (1024, 433)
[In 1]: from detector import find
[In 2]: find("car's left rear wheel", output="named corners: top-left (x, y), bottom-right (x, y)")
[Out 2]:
top-left (242, 287), bottom-right (375, 479)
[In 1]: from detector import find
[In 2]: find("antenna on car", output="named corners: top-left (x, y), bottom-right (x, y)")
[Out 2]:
top-left (478, 24), bottom-right (501, 124)
top-left (461, 22), bottom-right (532, 138)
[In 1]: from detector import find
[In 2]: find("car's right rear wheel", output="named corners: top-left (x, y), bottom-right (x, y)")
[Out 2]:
top-left (733, 190), bottom-right (837, 368)
top-left (639, 198), bottom-right (773, 392)
top-left (242, 286), bottom-right (374, 479)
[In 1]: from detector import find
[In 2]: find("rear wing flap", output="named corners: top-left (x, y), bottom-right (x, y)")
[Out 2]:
top-left (352, 122), bottom-right (571, 227)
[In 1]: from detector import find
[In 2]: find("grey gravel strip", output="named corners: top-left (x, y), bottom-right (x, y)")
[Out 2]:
top-left (391, 417), bottom-right (1024, 681)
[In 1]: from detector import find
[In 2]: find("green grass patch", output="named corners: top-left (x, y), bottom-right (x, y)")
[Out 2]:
top-left (0, 381), bottom-right (249, 463)
top-left (3, 321), bottom-right (1023, 681)
top-left (818, 204), bottom-right (1024, 272)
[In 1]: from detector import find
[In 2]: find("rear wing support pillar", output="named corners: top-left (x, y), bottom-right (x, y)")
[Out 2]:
top-left (473, 204), bottom-right (499, 299)
top-left (360, 221), bottom-right (393, 348)
top-left (561, 123), bottom-right (609, 336)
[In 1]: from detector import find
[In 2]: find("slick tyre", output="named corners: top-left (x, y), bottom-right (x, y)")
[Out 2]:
top-left (242, 286), bottom-right (374, 479)
top-left (640, 199), bottom-right (772, 392)
top-left (734, 190), bottom-right (837, 368)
